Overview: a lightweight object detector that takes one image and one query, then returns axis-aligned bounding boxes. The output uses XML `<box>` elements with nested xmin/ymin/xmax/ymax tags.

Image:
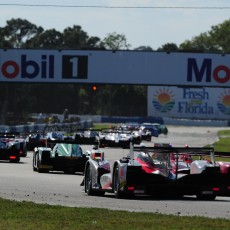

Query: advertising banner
<box><xmin>148</xmin><ymin>86</ymin><xmax>230</xmax><ymax>120</ymax></box>
<box><xmin>1</xmin><ymin>49</ymin><xmax>230</xmax><ymax>87</ymax></box>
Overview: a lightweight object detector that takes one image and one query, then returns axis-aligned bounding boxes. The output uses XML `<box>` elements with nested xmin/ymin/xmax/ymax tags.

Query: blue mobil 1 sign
<box><xmin>148</xmin><ymin>86</ymin><xmax>230</xmax><ymax>120</ymax></box>
<box><xmin>1</xmin><ymin>49</ymin><xmax>230</xmax><ymax>87</ymax></box>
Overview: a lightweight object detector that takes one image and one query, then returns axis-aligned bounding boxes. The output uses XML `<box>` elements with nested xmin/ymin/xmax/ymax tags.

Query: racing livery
<box><xmin>82</xmin><ymin>145</ymin><xmax>230</xmax><ymax>200</ymax></box>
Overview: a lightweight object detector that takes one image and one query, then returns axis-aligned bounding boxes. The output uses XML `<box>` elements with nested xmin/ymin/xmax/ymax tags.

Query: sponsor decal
<box><xmin>62</xmin><ymin>55</ymin><xmax>88</xmax><ymax>79</ymax></box>
<box><xmin>0</xmin><ymin>54</ymin><xmax>88</xmax><ymax>81</ymax></box>
<box><xmin>152</xmin><ymin>88</ymin><xmax>175</xmax><ymax>112</ymax></box>
<box><xmin>187</xmin><ymin>58</ymin><xmax>230</xmax><ymax>84</ymax></box>
<box><xmin>217</xmin><ymin>89</ymin><xmax>230</xmax><ymax>114</ymax></box>
<box><xmin>178</xmin><ymin>88</ymin><xmax>214</xmax><ymax>114</ymax></box>
<box><xmin>1</xmin><ymin>55</ymin><xmax>54</xmax><ymax>79</ymax></box>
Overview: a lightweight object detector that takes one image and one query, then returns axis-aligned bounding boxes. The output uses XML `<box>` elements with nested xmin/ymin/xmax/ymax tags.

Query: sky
<box><xmin>0</xmin><ymin>0</ymin><xmax>230</xmax><ymax>50</ymax></box>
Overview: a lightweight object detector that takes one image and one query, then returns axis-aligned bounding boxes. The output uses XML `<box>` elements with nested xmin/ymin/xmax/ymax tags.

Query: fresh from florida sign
<box><xmin>148</xmin><ymin>86</ymin><xmax>230</xmax><ymax>119</ymax></box>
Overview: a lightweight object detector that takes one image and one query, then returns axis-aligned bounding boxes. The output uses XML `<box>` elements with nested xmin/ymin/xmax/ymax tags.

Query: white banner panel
<box><xmin>148</xmin><ymin>86</ymin><xmax>230</xmax><ymax>120</ymax></box>
<box><xmin>1</xmin><ymin>49</ymin><xmax>230</xmax><ymax>87</ymax></box>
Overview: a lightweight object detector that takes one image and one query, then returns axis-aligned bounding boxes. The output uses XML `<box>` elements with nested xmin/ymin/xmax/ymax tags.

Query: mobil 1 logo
<box><xmin>62</xmin><ymin>55</ymin><xmax>88</xmax><ymax>79</ymax></box>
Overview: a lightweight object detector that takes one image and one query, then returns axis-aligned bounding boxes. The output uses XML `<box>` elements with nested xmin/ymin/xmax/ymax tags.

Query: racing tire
<box><xmin>113</xmin><ymin>165</ymin><xmax>124</xmax><ymax>199</ymax></box>
<box><xmin>85</xmin><ymin>166</ymin><xmax>95</xmax><ymax>195</ymax></box>
<box><xmin>33</xmin><ymin>153</ymin><xmax>37</xmax><ymax>171</ymax></box>
<box><xmin>37</xmin><ymin>156</ymin><xmax>48</xmax><ymax>173</ymax></box>
<box><xmin>85</xmin><ymin>166</ymin><xmax>105</xmax><ymax>196</ymax></box>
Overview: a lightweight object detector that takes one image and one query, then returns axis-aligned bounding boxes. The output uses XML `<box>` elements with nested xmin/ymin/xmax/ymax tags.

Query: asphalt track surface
<box><xmin>0</xmin><ymin>126</ymin><xmax>230</xmax><ymax>219</ymax></box>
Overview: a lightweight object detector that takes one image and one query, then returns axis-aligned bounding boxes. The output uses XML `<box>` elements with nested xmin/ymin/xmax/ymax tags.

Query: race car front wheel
<box><xmin>85</xmin><ymin>166</ymin><xmax>105</xmax><ymax>196</ymax></box>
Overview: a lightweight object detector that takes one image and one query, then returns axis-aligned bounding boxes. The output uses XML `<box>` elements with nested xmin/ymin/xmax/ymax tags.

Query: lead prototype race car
<box><xmin>82</xmin><ymin>144</ymin><xmax>230</xmax><ymax>200</ymax></box>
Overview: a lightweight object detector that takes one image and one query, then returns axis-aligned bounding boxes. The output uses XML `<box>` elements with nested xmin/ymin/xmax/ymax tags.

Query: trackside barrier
<box><xmin>100</xmin><ymin>116</ymin><xmax>164</xmax><ymax>124</ymax></box>
<box><xmin>163</xmin><ymin>118</ymin><xmax>228</xmax><ymax>127</ymax></box>
<box><xmin>0</xmin><ymin>120</ymin><xmax>93</xmax><ymax>133</ymax></box>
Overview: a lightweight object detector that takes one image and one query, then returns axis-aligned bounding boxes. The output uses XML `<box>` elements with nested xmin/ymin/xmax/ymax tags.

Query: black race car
<box><xmin>33</xmin><ymin>139</ymin><xmax>98</xmax><ymax>174</ymax></box>
<box><xmin>0</xmin><ymin>140</ymin><xmax>21</xmax><ymax>163</ymax></box>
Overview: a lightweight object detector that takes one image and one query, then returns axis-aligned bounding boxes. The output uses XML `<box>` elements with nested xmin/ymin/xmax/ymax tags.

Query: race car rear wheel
<box><xmin>85</xmin><ymin>166</ymin><xmax>94</xmax><ymax>195</ymax></box>
<box><xmin>113</xmin><ymin>165</ymin><xmax>124</xmax><ymax>199</ymax></box>
<box><xmin>33</xmin><ymin>153</ymin><xmax>37</xmax><ymax>171</ymax></box>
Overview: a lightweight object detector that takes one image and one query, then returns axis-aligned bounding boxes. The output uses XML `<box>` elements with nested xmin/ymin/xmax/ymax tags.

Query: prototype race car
<box><xmin>140</xmin><ymin>123</ymin><xmax>159</xmax><ymax>138</ymax></box>
<box><xmin>151</xmin><ymin>123</ymin><xmax>168</xmax><ymax>135</ymax></box>
<box><xmin>25</xmin><ymin>132</ymin><xmax>47</xmax><ymax>150</ymax></box>
<box><xmin>0</xmin><ymin>132</ymin><xmax>27</xmax><ymax>158</ymax></box>
<box><xmin>33</xmin><ymin>139</ymin><xmax>98</xmax><ymax>174</ymax></box>
<box><xmin>82</xmin><ymin>144</ymin><xmax>230</xmax><ymax>200</ymax></box>
<box><xmin>99</xmin><ymin>129</ymin><xmax>141</xmax><ymax>148</ymax></box>
<box><xmin>0</xmin><ymin>140</ymin><xmax>21</xmax><ymax>163</ymax></box>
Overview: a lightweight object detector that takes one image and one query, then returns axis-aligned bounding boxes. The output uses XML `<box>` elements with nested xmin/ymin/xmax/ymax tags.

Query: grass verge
<box><xmin>0</xmin><ymin>198</ymin><xmax>229</xmax><ymax>230</ymax></box>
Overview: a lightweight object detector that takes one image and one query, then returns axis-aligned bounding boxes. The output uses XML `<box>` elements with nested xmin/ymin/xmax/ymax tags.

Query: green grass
<box><xmin>93</xmin><ymin>123</ymin><xmax>116</xmax><ymax>130</ymax></box>
<box><xmin>0</xmin><ymin>198</ymin><xmax>229</xmax><ymax>230</ymax></box>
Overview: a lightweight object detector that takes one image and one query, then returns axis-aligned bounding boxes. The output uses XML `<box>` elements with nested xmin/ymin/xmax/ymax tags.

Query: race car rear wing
<box><xmin>133</xmin><ymin>146</ymin><xmax>215</xmax><ymax>155</ymax></box>
<box><xmin>214</xmin><ymin>151</ymin><xmax>230</xmax><ymax>158</ymax></box>
<box><xmin>0</xmin><ymin>132</ymin><xmax>21</xmax><ymax>138</ymax></box>
<box><xmin>132</xmin><ymin>146</ymin><xmax>216</xmax><ymax>164</ymax></box>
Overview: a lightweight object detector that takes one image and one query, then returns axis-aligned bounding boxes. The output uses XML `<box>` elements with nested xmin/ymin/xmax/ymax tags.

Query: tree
<box><xmin>209</xmin><ymin>19</ymin><xmax>230</xmax><ymax>53</ymax></box>
<box><xmin>25</xmin><ymin>29</ymin><xmax>64</xmax><ymax>49</ymax></box>
<box><xmin>157</xmin><ymin>43</ymin><xmax>179</xmax><ymax>52</ymax></box>
<box><xmin>179</xmin><ymin>19</ymin><xmax>230</xmax><ymax>53</ymax></box>
<box><xmin>62</xmin><ymin>25</ymin><xmax>89</xmax><ymax>49</ymax></box>
<box><xmin>102</xmin><ymin>32</ymin><xmax>131</xmax><ymax>50</ymax></box>
<box><xmin>0</xmin><ymin>18</ymin><xmax>43</xmax><ymax>48</ymax></box>
<box><xmin>85</xmin><ymin>36</ymin><xmax>105</xmax><ymax>49</ymax></box>
<box><xmin>134</xmin><ymin>46</ymin><xmax>154</xmax><ymax>51</ymax></box>
<box><xmin>179</xmin><ymin>33</ymin><xmax>217</xmax><ymax>52</ymax></box>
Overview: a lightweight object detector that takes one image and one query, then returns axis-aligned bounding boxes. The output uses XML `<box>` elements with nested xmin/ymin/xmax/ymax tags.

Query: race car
<box><xmin>14</xmin><ymin>137</ymin><xmax>27</xmax><ymax>157</ymax></box>
<box><xmin>0</xmin><ymin>132</ymin><xmax>27</xmax><ymax>158</ymax></box>
<box><xmin>140</xmin><ymin>123</ymin><xmax>159</xmax><ymax>138</ymax></box>
<box><xmin>33</xmin><ymin>138</ymin><xmax>98</xmax><ymax>174</ymax></box>
<box><xmin>151</xmin><ymin>123</ymin><xmax>168</xmax><ymax>135</ymax></box>
<box><xmin>0</xmin><ymin>140</ymin><xmax>21</xmax><ymax>163</ymax></box>
<box><xmin>46</xmin><ymin>132</ymin><xmax>65</xmax><ymax>140</ymax></box>
<box><xmin>25</xmin><ymin>132</ymin><xmax>47</xmax><ymax>151</ymax></box>
<box><xmin>82</xmin><ymin>145</ymin><xmax>229</xmax><ymax>200</ymax></box>
<box><xmin>99</xmin><ymin>129</ymin><xmax>141</xmax><ymax>148</ymax></box>
<box><xmin>212</xmin><ymin>151</ymin><xmax>230</xmax><ymax>196</ymax></box>
<box><xmin>74</xmin><ymin>129</ymin><xmax>99</xmax><ymax>143</ymax></box>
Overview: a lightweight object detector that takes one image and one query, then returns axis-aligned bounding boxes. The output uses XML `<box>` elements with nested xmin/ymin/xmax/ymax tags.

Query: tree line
<box><xmin>0</xmin><ymin>18</ymin><xmax>229</xmax><ymax>121</ymax></box>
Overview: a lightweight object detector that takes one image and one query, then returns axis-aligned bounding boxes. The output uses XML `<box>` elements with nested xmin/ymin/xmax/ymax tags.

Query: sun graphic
<box><xmin>218</xmin><ymin>90</ymin><xmax>230</xmax><ymax>106</ymax></box>
<box><xmin>222</xmin><ymin>95</ymin><xmax>230</xmax><ymax>106</ymax></box>
<box><xmin>217</xmin><ymin>89</ymin><xmax>230</xmax><ymax>114</ymax></box>
<box><xmin>152</xmin><ymin>88</ymin><xmax>175</xmax><ymax>112</ymax></box>
<box><xmin>154</xmin><ymin>88</ymin><xmax>174</xmax><ymax>105</ymax></box>
<box><xmin>157</xmin><ymin>93</ymin><xmax>171</xmax><ymax>105</ymax></box>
